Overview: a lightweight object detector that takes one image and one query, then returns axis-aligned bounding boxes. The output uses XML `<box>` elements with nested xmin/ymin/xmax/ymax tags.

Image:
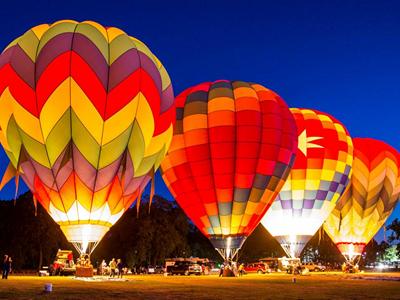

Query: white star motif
<box><xmin>298</xmin><ymin>129</ymin><xmax>324</xmax><ymax>156</ymax></box>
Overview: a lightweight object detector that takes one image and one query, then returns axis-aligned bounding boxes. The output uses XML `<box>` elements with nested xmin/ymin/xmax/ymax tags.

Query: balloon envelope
<box><xmin>161</xmin><ymin>80</ymin><xmax>298</xmax><ymax>260</ymax></box>
<box><xmin>261</xmin><ymin>108</ymin><xmax>353</xmax><ymax>258</ymax></box>
<box><xmin>0</xmin><ymin>20</ymin><xmax>175</xmax><ymax>254</ymax></box>
<box><xmin>324</xmin><ymin>138</ymin><xmax>400</xmax><ymax>262</ymax></box>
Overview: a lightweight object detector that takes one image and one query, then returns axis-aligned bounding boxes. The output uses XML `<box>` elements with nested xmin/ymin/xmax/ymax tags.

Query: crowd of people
<box><xmin>2</xmin><ymin>255</ymin><xmax>12</xmax><ymax>279</ymax></box>
<box><xmin>218</xmin><ymin>261</ymin><xmax>246</xmax><ymax>277</ymax></box>
<box><xmin>97</xmin><ymin>258</ymin><xmax>125</xmax><ymax>278</ymax></box>
<box><xmin>342</xmin><ymin>261</ymin><xmax>360</xmax><ymax>273</ymax></box>
<box><xmin>77</xmin><ymin>254</ymin><xmax>91</xmax><ymax>268</ymax></box>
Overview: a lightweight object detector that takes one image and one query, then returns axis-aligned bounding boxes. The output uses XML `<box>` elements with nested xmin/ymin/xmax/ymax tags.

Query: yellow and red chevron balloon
<box><xmin>324</xmin><ymin>138</ymin><xmax>400</xmax><ymax>262</ymax></box>
<box><xmin>161</xmin><ymin>80</ymin><xmax>298</xmax><ymax>260</ymax></box>
<box><xmin>0</xmin><ymin>20</ymin><xmax>175</xmax><ymax>254</ymax></box>
<box><xmin>261</xmin><ymin>108</ymin><xmax>353</xmax><ymax>258</ymax></box>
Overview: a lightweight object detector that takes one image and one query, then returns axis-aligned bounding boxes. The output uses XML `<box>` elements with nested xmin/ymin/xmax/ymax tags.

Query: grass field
<box><xmin>0</xmin><ymin>272</ymin><xmax>399</xmax><ymax>299</ymax></box>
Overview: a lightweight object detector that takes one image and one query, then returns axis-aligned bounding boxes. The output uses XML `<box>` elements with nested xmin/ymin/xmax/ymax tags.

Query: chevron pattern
<box><xmin>261</xmin><ymin>109</ymin><xmax>353</xmax><ymax>257</ymax></box>
<box><xmin>0</xmin><ymin>20</ymin><xmax>175</xmax><ymax>243</ymax></box>
<box><xmin>324</xmin><ymin>138</ymin><xmax>400</xmax><ymax>257</ymax></box>
<box><xmin>161</xmin><ymin>80</ymin><xmax>298</xmax><ymax>241</ymax></box>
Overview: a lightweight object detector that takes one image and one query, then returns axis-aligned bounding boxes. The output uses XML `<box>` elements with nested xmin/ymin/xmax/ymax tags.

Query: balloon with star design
<box><xmin>261</xmin><ymin>108</ymin><xmax>353</xmax><ymax>258</ymax></box>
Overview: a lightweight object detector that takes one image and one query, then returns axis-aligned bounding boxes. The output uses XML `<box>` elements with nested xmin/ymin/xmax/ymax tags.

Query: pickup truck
<box><xmin>303</xmin><ymin>262</ymin><xmax>326</xmax><ymax>272</ymax></box>
<box><xmin>166</xmin><ymin>261</ymin><xmax>202</xmax><ymax>275</ymax></box>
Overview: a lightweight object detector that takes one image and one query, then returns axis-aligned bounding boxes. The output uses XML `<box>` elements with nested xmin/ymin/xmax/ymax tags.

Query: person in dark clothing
<box><xmin>219</xmin><ymin>263</ymin><xmax>224</xmax><ymax>277</ymax></box>
<box><xmin>117</xmin><ymin>259</ymin><xmax>123</xmax><ymax>278</ymax></box>
<box><xmin>2</xmin><ymin>255</ymin><xmax>11</xmax><ymax>279</ymax></box>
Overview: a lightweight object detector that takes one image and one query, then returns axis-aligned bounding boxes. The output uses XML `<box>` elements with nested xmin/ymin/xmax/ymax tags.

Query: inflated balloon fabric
<box><xmin>261</xmin><ymin>108</ymin><xmax>353</xmax><ymax>257</ymax></box>
<box><xmin>324</xmin><ymin>138</ymin><xmax>400</xmax><ymax>257</ymax></box>
<box><xmin>161</xmin><ymin>80</ymin><xmax>297</xmax><ymax>241</ymax></box>
<box><xmin>0</xmin><ymin>20</ymin><xmax>175</xmax><ymax>243</ymax></box>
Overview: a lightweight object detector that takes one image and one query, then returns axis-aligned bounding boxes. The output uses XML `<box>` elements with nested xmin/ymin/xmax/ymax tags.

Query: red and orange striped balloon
<box><xmin>161</xmin><ymin>80</ymin><xmax>297</xmax><ymax>259</ymax></box>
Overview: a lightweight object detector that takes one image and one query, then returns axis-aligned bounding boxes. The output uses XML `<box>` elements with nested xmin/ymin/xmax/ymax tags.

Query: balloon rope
<box><xmin>33</xmin><ymin>194</ymin><xmax>38</xmax><ymax>216</ymax></box>
<box><xmin>148</xmin><ymin>170</ymin><xmax>155</xmax><ymax>214</ymax></box>
<box><xmin>136</xmin><ymin>189</ymin><xmax>142</xmax><ymax>218</ymax></box>
<box><xmin>14</xmin><ymin>170</ymin><xmax>20</xmax><ymax>206</ymax></box>
<box><xmin>318</xmin><ymin>226</ymin><xmax>322</xmax><ymax>245</ymax></box>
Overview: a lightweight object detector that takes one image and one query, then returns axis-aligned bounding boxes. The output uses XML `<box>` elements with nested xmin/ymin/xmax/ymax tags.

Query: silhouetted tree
<box><xmin>92</xmin><ymin>195</ymin><xmax>217</xmax><ymax>267</ymax></box>
<box><xmin>238</xmin><ymin>225</ymin><xmax>285</xmax><ymax>262</ymax></box>
<box><xmin>364</xmin><ymin>239</ymin><xmax>380</xmax><ymax>265</ymax></box>
<box><xmin>304</xmin><ymin>229</ymin><xmax>343</xmax><ymax>264</ymax></box>
<box><xmin>0</xmin><ymin>192</ymin><xmax>70</xmax><ymax>271</ymax></box>
<box><xmin>388</xmin><ymin>218</ymin><xmax>400</xmax><ymax>244</ymax></box>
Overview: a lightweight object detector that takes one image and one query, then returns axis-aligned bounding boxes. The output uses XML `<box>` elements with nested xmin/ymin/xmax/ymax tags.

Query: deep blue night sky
<box><xmin>0</xmin><ymin>0</ymin><xmax>399</xmax><ymax>241</ymax></box>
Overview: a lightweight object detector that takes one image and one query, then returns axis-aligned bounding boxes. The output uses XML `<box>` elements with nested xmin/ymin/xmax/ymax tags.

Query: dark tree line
<box><xmin>91</xmin><ymin>195</ymin><xmax>220</xmax><ymax>266</ymax></box>
<box><xmin>388</xmin><ymin>218</ymin><xmax>400</xmax><ymax>244</ymax></box>
<box><xmin>238</xmin><ymin>225</ymin><xmax>286</xmax><ymax>261</ymax></box>
<box><xmin>0</xmin><ymin>192</ymin><xmax>397</xmax><ymax>271</ymax></box>
<box><xmin>0</xmin><ymin>192</ymin><xmax>70</xmax><ymax>271</ymax></box>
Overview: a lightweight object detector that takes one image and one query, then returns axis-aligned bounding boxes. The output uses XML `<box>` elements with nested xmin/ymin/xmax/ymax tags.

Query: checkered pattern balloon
<box><xmin>261</xmin><ymin>108</ymin><xmax>353</xmax><ymax>257</ymax></box>
<box><xmin>0</xmin><ymin>20</ymin><xmax>175</xmax><ymax>251</ymax></box>
<box><xmin>161</xmin><ymin>80</ymin><xmax>297</xmax><ymax>252</ymax></box>
<box><xmin>324</xmin><ymin>138</ymin><xmax>400</xmax><ymax>260</ymax></box>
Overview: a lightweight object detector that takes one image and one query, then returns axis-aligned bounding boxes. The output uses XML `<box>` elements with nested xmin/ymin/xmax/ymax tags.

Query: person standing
<box><xmin>219</xmin><ymin>263</ymin><xmax>224</xmax><ymax>277</ymax></box>
<box><xmin>117</xmin><ymin>259</ymin><xmax>123</xmax><ymax>278</ymax></box>
<box><xmin>232</xmin><ymin>262</ymin><xmax>238</xmax><ymax>277</ymax></box>
<box><xmin>238</xmin><ymin>263</ymin><xmax>244</xmax><ymax>277</ymax></box>
<box><xmin>100</xmin><ymin>259</ymin><xmax>107</xmax><ymax>276</ymax></box>
<box><xmin>67</xmin><ymin>252</ymin><xmax>74</xmax><ymax>268</ymax></box>
<box><xmin>2</xmin><ymin>255</ymin><xmax>8</xmax><ymax>279</ymax></box>
<box><xmin>2</xmin><ymin>255</ymin><xmax>11</xmax><ymax>279</ymax></box>
<box><xmin>109</xmin><ymin>258</ymin><xmax>116</xmax><ymax>278</ymax></box>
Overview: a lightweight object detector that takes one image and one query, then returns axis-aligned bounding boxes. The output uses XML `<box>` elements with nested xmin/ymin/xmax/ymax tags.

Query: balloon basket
<box><xmin>222</xmin><ymin>269</ymin><xmax>235</xmax><ymax>277</ymax></box>
<box><xmin>76</xmin><ymin>266</ymin><xmax>94</xmax><ymax>277</ymax></box>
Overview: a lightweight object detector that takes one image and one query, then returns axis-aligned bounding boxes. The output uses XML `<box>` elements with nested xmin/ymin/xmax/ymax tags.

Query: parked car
<box><xmin>46</xmin><ymin>250</ymin><xmax>75</xmax><ymax>276</ymax></box>
<box><xmin>303</xmin><ymin>262</ymin><xmax>326</xmax><ymax>272</ymax></box>
<box><xmin>243</xmin><ymin>263</ymin><xmax>271</xmax><ymax>274</ymax></box>
<box><xmin>166</xmin><ymin>261</ymin><xmax>202</xmax><ymax>275</ymax></box>
<box><xmin>147</xmin><ymin>265</ymin><xmax>164</xmax><ymax>274</ymax></box>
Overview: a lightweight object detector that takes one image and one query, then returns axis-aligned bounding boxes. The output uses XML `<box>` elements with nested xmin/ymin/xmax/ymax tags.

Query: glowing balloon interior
<box><xmin>324</xmin><ymin>138</ymin><xmax>400</xmax><ymax>263</ymax></box>
<box><xmin>0</xmin><ymin>20</ymin><xmax>175</xmax><ymax>254</ymax></box>
<box><xmin>261</xmin><ymin>108</ymin><xmax>353</xmax><ymax>258</ymax></box>
<box><xmin>161</xmin><ymin>80</ymin><xmax>298</xmax><ymax>261</ymax></box>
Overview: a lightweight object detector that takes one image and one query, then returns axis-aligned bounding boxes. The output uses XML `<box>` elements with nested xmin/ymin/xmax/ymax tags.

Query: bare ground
<box><xmin>0</xmin><ymin>272</ymin><xmax>399</xmax><ymax>300</ymax></box>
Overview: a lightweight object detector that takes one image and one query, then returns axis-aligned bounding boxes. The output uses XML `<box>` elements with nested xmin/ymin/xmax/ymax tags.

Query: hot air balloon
<box><xmin>261</xmin><ymin>108</ymin><xmax>353</xmax><ymax>258</ymax></box>
<box><xmin>324</xmin><ymin>138</ymin><xmax>400</xmax><ymax>263</ymax></box>
<box><xmin>161</xmin><ymin>80</ymin><xmax>298</xmax><ymax>260</ymax></box>
<box><xmin>0</xmin><ymin>20</ymin><xmax>175</xmax><ymax>255</ymax></box>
